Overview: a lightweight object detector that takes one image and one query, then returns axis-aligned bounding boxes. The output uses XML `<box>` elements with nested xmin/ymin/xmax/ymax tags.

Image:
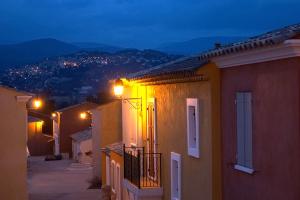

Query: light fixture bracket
<box><xmin>122</xmin><ymin>97</ymin><xmax>142</xmax><ymax>110</ymax></box>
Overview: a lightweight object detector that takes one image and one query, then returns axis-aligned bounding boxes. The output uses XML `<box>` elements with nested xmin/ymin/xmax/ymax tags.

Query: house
<box><xmin>52</xmin><ymin>102</ymin><xmax>98</xmax><ymax>158</ymax></box>
<box><xmin>102</xmin><ymin>57</ymin><xmax>222</xmax><ymax>200</ymax></box>
<box><xmin>27</xmin><ymin>116</ymin><xmax>53</xmax><ymax>156</ymax></box>
<box><xmin>70</xmin><ymin>128</ymin><xmax>93</xmax><ymax>164</ymax></box>
<box><xmin>90</xmin><ymin>101</ymin><xmax>122</xmax><ymax>179</ymax></box>
<box><xmin>198</xmin><ymin>23</ymin><xmax>300</xmax><ymax>200</ymax></box>
<box><xmin>0</xmin><ymin>86</ymin><xmax>32</xmax><ymax>200</ymax></box>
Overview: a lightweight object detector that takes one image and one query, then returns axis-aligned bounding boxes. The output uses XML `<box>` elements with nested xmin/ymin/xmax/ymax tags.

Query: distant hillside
<box><xmin>157</xmin><ymin>36</ymin><xmax>247</xmax><ymax>55</ymax></box>
<box><xmin>0</xmin><ymin>49</ymin><xmax>181</xmax><ymax>106</ymax></box>
<box><xmin>73</xmin><ymin>42</ymin><xmax>122</xmax><ymax>53</ymax></box>
<box><xmin>0</xmin><ymin>38</ymin><xmax>79</xmax><ymax>68</ymax></box>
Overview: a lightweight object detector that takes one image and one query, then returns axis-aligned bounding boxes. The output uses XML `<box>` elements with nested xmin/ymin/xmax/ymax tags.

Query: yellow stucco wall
<box><xmin>92</xmin><ymin>101</ymin><xmax>123</xmax><ymax>178</ymax></box>
<box><xmin>0</xmin><ymin>87</ymin><xmax>29</xmax><ymax>200</ymax></box>
<box><xmin>123</xmin><ymin>63</ymin><xmax>221</xmax><ymax>200</ymax></box>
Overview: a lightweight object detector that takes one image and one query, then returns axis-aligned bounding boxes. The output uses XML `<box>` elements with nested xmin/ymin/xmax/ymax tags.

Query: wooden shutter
<box><xmin>244</xmin><ymin>93</ymin><xmax>253</xmax><ymax>168</ymax></box>
<box><xmin>236</xmin><ymin>92</ymin><xmax>253</xmax><ymax>168</ymax></box>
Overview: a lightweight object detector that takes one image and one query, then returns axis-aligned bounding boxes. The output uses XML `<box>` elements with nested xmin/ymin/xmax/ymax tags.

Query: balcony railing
<box><xmin>124</xmin><ymin>145</ymin><xmax>162</xmax><ymax>188</ymax></box>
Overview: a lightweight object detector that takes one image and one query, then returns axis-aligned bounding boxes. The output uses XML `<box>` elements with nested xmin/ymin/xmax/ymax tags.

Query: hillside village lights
<box><xmin>114</xmin><ymin>78</ymin><xmax>124</xmax><ymax>97</ymax></box>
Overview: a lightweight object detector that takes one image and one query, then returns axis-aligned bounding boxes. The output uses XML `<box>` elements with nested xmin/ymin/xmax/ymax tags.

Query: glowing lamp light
<box><xmin>33</xmin><ymin>99</ymin><xmax>42</xmax><ymax>109</ymax></box>
<box><xmin>52</xmin><ymin>113</ymin><xmax>57</xmax><ymax>118</ymax></box>
<box><xmin>114</xmin><ymin>79</ymin><xmax>124</xmax><ymax>97</ymax></box>
<box><xmin>80</xmin><ymin>112</ymin><xmax>87</xmax><ymax>120</ymax></box>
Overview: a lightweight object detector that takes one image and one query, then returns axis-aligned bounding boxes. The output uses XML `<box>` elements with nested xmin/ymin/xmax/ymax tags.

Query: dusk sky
<box><xmin>0</xmin><ymin>0</ymin><xmax>300</xmax><ymax>48</ymax></box>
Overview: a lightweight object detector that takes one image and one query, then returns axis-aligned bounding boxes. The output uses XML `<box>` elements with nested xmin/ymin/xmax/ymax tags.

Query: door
<box><xmin>147</xmin><ymin>98</ymin><xmax>157</xmax><ymax>179</ymax></box>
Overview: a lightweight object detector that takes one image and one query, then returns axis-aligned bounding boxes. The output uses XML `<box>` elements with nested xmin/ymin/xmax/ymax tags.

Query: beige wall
<box><xmin>0</xmin><ymin>87</ymin><xmax>30</xmax><ymax>200</ymax></box>
<box><xmin>92</xmin><ymin>101</ymin><xmax>122</xmax><ymax>178</ymax></box>
<box><xmin>122</xmin><ymin>63</ymin><xmax>221</xmax><ymax>200</ymax></box>
<box><xmin>75</xmin><ymin>139</ymin><xmax>92</xmax><ymax>164</ymax></box>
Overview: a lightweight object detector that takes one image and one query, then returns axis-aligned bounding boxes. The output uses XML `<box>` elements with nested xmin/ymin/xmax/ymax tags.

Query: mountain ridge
<box><xmin>0</xmin><ymin>38</ymin><xmax>79</xmax><ymax>68</ymax></box>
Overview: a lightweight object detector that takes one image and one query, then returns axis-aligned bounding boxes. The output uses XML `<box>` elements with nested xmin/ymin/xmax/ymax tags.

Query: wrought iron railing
<box><xmin>124</xmin><ymin>145</ymin><xmax>162</xmax><ymax>188</ymax></box>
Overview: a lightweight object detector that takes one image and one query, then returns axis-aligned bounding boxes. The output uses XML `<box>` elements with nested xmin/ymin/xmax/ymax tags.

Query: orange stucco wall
<box><xmin>0</xmin><ymin>87</ymin><xmax>29</xmax><ymax>200</ymax></box>
<box><xmin>92</xmin><ymin>101</ymin><xmax>122</xmax><ymax>178</ymax></box>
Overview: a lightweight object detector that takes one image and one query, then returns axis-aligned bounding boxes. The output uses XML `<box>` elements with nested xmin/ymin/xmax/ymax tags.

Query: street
<box><xmin>28</xmin><ymin>157</ymin><xmax>102</xmax><ymax>200</ymax></box>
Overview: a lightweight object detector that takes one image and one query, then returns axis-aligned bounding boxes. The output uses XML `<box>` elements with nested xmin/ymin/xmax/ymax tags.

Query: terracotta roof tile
<box><xmin>199</xmin><ymin>23</ymin><xmax>300</xmax><ymax>60</ymax></box>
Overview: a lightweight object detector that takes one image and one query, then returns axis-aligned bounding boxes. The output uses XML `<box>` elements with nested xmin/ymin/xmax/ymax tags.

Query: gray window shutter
<box><xmin>236</xmin><ymin>93</ymin><xmax>245</xmax><ymax>166</ymax></box>
<box><xmin>244</xmin><ymin>93</ymin><xmax>253</xmax><ymax>168</ymax></box>
<box><xmin>236</xmin><ymin>92</ymin><xmax>253</xmax><ymax>168</ymax></box>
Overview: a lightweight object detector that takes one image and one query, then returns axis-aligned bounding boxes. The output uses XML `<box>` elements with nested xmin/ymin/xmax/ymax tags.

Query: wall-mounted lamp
<box><xmin>113</xmin><ymin>78</ymin><xmax>142</xmax><ymax>110</ymax></box>
<box><xmin>79</xmin><ymin>112</ymin><xmax>88</xmax><ymax>120</ymax></box>
<box><xmin>114</xmin><ymin>78</ymin><xmax>124</xmax><ymax>97</ymax></box>
<box><xmin>32</xmin><ymin>98</ymin><xmax>43</xmax><ymax>109</ymax></box>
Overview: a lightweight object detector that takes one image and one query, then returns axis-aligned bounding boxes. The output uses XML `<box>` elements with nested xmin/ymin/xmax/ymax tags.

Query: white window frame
<box><xmin>234</xmin><ymin>92</ymin><xmax>254</xmax><ymax>174</ymax></box>
<box><xmin>115</xmin><ymin>163</ymin><xmax>121</xmax><ymax>200</ymax></box>
<box><xmin>106</xmin><ymin>155</ymin><xmax>110</xmax><ymax>185</ymax></box>
<box><xmin>111</xmin><ymin>160</ymin><xmax>116</xmax><ymax>192</ymax></box>
<box><xmin>171</xmin><ymin>152</ymin><xmax>181</xmax><ymax>200</ymax></box>
<box><xmin>186</xmin><ymin>98</ymin><xmax>200</xmax><ymax>158</ymax></box>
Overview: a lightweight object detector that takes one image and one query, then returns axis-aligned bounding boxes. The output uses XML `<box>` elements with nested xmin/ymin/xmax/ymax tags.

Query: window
<box><xmin>186</xmin><ymin>98</ymin><xmax>200</xmax><ymax>158</ymax></box>
<box><xmin>234</xmin><ymin>92</ymin><xmax>254</xmax><ymax>174</ymax></box>
<box><xmin>111</xmin><ymin>160</ymin><xmax>116</xmax><ymax>192</ymax></box>
<box><xmin>106</xmin><ymin>156</ymin><xmax>110</xmax><ymax>185</ymax></box>
<box><xmin>115</xmin><ymin>164</ymin><xmax>121</xmax><ymax>200</ymax></box>
<box><xmin>171</xmin><ymin>152</ymin><xmax>181</xmax><ymax>200</ymax></box>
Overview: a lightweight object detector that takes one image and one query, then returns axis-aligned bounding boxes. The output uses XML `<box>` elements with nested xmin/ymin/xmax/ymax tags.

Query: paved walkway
<box><xmin>28</xmin><ymin>157</ymin><xmax>102</xmax><ymax>200</ymax></box>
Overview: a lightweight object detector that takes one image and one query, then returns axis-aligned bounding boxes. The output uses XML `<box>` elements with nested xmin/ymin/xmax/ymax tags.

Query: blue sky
<box><xmin>0</xmin><ymin>0</ymin><xmax>300</xmax><ymax>48</ymax></box>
